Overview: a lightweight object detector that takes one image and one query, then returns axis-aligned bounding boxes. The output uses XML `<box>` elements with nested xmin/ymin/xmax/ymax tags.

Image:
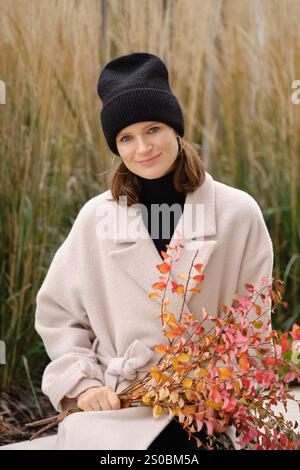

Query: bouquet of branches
<box><xmin>26</xmin><ymin>233</ymin><xmax>300</xmax><ymax>450</ymax></box>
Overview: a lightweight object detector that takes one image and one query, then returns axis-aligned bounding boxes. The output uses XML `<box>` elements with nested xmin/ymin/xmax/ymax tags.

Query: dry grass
<box><xmin>0</xmin><ymin>384</ymin><xmax>56</xmax><ymax>445</ymax></box>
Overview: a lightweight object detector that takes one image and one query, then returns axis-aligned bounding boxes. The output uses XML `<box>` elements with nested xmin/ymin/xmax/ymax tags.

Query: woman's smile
<box><xmin>138</xmin><ymin>153</ymin><xmax>161</xmax><ymax>166</ymax></box>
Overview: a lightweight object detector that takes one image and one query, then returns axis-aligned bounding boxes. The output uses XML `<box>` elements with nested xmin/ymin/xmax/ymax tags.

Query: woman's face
<box><xmin>115</xmin><ymin>121</ymin><xmax>179</xmax><ymax>179</ymax></box>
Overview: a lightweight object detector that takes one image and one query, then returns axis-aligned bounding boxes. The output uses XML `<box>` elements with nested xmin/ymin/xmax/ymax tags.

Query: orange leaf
<box><xmin>160</xmin><ymin>251</ymin><xmax>171</xmax><ymax>259</ymax></box>
<box><xmin>189</xmin><ymin>288</ymin><xmax>202</xmax><ymax>294</ymax></box>
<box><xmin>239</xmin><ymin>352</ymin><xmax>250</xmax><ymax>371</ymax></box>
<box><xmin>199</xmin><ymin>368</ymin><xmax>209</xmax><ymax>377</ymax></box>
<box><xmin>156</xmin><ymin>262</ymin><xmax>171</xmax><ymax>274</ymax></box>
<box><xmin>254</xmin><ymin>303</ymin><xmax>262</xmax><ymax>316</ymax></box>
<box><xmin>182</xmin><ymin>405</ymin><xmax>197</xmax><ymax>415</ymax></box>
<box><xmin>148</xmin><ymin>292</ymin><xmax>160</xmax><ymax>299</ymax></box>
<box><xmin>152</xmin><ymin>282</ymin><xmax>167</xmax><ymax>291</ymax></box>
<box><xmin>218</xmin><ymin>367</ymin><xmax>233</xmax><ymax>380</ymax></box>
<box><xmin>153</xmin><ymin>344</ymin><xmax>169</xmax><ymax>354</ymax></box>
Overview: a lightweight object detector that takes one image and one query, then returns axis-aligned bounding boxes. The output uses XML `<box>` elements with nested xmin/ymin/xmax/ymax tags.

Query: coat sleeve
<box><xmin>234</xmin><ymin>197</ymin><xmax>274</xmax><ymax>336</ymax></box>
<box><xmin>35</xmin><ymin>203</ymin><xmax>105</xmax><ymax>412</ymax></box>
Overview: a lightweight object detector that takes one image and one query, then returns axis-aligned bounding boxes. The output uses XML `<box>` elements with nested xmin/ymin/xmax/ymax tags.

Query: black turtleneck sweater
<box><xmin>137</xmin><ymin>168</ymin><xmax>186</xmax><ymax>259</ymax></box>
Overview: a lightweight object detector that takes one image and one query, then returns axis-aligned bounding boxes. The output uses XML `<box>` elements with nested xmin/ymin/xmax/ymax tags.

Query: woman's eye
<box><xmin>149</xmin><ymin>126</ymin><xmax>160</xmax><ymax>133</ymax></box>
<box><xmin>120</xmin><ymin>126</ymin><xmax>160</xmax><ymax>143</ymax></box>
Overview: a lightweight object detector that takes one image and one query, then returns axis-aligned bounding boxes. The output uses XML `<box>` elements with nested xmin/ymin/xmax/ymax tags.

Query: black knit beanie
<box><xmin>97</xmin><ymin>52</ymin><xmax>185</xmax><ymax>156</ymax></box>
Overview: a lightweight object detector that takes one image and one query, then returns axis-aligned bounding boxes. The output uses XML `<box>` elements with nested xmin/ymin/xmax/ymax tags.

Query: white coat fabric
<box><xmin>0</xmin><ymin>171</ymin><xmax>276</xmax><ymax>450</ymax></box>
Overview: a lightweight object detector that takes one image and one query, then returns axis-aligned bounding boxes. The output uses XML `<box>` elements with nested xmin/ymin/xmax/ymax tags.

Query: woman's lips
<box><xmin>138</xmin><ymin>153</ymin><xmax>161</xmax><ymax>166</ymax></box>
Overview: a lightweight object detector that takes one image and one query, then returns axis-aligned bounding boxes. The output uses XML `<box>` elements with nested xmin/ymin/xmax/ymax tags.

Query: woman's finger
<box><xmin>106</xmin><ymin>391</ymin><xmax>121</xmax><ymax>410</ymax></box>
<box><xmin>98</xmin><ymin>393</ymin><xmax>112</xmax><ymax>410</ymax></box>
<box><xmin>78</xmin><ymin>400</ymin><xmax>94</xmax><ymax>412</ymax></box>
<box><xmin>88</xmin><ymin>396</ymin><xmax>103</xmax><ymax>411</ymax></box>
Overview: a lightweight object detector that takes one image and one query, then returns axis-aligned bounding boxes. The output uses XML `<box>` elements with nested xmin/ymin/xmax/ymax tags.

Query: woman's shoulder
<box><xmin>76</xmin><ymin>189</ymin><xmax>114</xmax><ymax>218</ymax></box>
<box><xmin>83</xmin><ymin>188</ymin><xmax>113</xmax><ymax>210</ymax></box>
<box><xmin>65</xmin><ymin>189</ymin><xmax>115</xmax><ymax>239</ymax></box>
<box><xmin>210</xmin><ymin>172</ymin><xmax>265</xmax><ymax>220</ymax></box>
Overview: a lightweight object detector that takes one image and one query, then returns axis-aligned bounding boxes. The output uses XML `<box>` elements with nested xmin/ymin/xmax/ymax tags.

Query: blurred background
<box><xmin>0</xmin><ymin>0</ymin><xmax>299</xmax><ymax>435</ymax></box>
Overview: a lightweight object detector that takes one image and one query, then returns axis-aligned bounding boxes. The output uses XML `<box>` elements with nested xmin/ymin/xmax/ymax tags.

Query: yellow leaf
<box><xmin>183</xmin><ymin>378</ymin><xmax>193</xmax><ymax>388</ymax></box>
<box><xmin>178</xmin><ymin>353</ymin><xmax>190</xmax><ymax>363</ymax></box>
<box><xmin>142</xmin><ymin>395</ymin><xmax>151</xmax><ymax>404</ymax></box>
<box><xmin>170</xmin><ymin>357</ymin><xmax>179</xmax><ymax>367</ymax></box>
<box><xmin>175</xmin><ymin>285</ymin><xmax>185</xmax><ymax>295</ymax></box>
<box><xmin>153</xmin><ymin>405</ymin><xmax>163</xmax><ymax>416</ymax></box>
<box><xmin>252</xmin><ymin>321</ymin><xmax>263</xmax><ymax>329</ymax></box>
<box><xmin>204</xmin><ymin>400</ymin><xmax>222</xmax><ymax>411</ymax></box>
<box><xmin>189</xmin><ymin>288</ymin><xmax>202</xmax><ymax>294</ymax></box>
<box><xmin>148</xmin><ymin>292</ymin><xmax>160</xmax><ymax>299</ymax></box>
<box><xmin>150</xmin><ymin>368</ymin><xmax>161</xmax><ymax>383</ymax></box>
<box><xmin>178</xmin><ymin>273</ymin><xmax>187</xmax><ymax>280</ymax></box>
<box><xmin>163</xmin><ymin>312</ymin><xmax>177</xmax><ymax>323</ymax></box>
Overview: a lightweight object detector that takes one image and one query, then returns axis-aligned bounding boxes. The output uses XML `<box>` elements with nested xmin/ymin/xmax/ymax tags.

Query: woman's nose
<box><xmin>136</xmin><ymin>137</ymin><xmax>152</xmax><ymax>153</ymax></box>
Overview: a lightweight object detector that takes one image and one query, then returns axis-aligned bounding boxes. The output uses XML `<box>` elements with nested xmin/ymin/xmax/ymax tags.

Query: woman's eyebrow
<box><xmin>118</xmin><ymin>122</ymin><xmax>160</xmax><ymax>137</ymax></box>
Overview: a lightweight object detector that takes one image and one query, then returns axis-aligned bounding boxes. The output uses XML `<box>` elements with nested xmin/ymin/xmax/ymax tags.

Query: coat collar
<box><xmin>107</xmin><ymin>171</ymin><xmax>217</xmax><ymax>314</ymax></box>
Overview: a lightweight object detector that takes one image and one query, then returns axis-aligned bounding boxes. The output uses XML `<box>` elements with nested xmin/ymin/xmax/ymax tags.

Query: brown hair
<box><xmin>106</xmin><ymin>138</ymin><xmax>206</xmax><ymax>207</ymax></box>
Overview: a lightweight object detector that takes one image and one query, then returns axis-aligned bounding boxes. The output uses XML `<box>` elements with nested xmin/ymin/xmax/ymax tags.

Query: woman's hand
<box><xmin>76</xmin><ymin>385</ymin><xmax>121</xmax><ymax>412</ymax></box>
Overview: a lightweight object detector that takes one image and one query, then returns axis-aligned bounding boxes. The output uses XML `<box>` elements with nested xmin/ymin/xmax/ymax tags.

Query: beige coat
<box><xmin>1</xmin><ymin>171</ymin><xmax>275</xmax><ymax>450</ymax></box>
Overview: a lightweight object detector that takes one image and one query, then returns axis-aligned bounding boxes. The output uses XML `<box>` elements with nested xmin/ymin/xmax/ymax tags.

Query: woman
<box><xmin>1</xmin><ymin>52</ymin><xmax>273</xmax><ymax>450</ymax></box>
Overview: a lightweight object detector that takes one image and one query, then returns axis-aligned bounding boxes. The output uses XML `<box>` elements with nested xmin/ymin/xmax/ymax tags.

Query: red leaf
<box><xmin>192</xmin><ymin>274</ymin><xmax>205</xmax><ymax>282</ymax></box>
<box><xmin>245</xmin><ymin>283</ymin><xmax>255</xmax><ymax>293</ymax></box>
<box><xmin>194</xmin><ymin>263</ymin><xmax>203</xmax><ymax>272</ymax></box>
